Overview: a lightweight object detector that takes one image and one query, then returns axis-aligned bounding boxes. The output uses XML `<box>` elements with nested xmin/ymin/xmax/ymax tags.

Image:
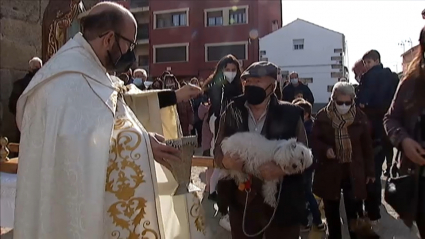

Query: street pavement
<box><xmin>1</xmin><ymin>154</ymin><xmax>421</xmax><ymax>239</ymax></box>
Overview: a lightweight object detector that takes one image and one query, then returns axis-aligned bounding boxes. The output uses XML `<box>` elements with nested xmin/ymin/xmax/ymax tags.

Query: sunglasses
<box><xmin>335</xmin><ymin>100</ymin><xmax>353</xmax><ymax>106</ymax></box>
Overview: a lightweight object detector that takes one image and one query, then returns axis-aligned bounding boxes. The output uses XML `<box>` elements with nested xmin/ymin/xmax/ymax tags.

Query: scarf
<box><xmin>326</xmin><ymin>102</ymin><xmax>356</xmax><ymax>163</ymax></box>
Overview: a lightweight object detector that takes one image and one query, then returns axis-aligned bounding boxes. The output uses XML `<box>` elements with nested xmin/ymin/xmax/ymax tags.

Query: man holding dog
<box><xmin>214</xmin><ymin>61</ymin><xmax>308</xmax><ymax>239</ymax></box>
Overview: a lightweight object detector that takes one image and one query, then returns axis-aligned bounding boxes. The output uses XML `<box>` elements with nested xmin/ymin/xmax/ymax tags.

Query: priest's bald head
<box><xmin>81</xmin><ymin>2</ymin><xmax>137</xmax><ymax>72</ymax></box>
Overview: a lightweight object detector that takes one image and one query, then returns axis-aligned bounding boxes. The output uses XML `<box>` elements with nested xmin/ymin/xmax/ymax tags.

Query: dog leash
<box><xmin>242</xmin><ymin>178</ymin><xmax>283</xmax><ymax>237</ymax></box>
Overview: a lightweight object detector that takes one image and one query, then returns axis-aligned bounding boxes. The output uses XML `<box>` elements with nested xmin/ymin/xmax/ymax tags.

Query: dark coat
<box><xmin>383</xmin><ymin>76</ymin><xmax>425</xmax><ymax>226</ymax></box>
<box><xmin>312</xmin><ymin>107</ymin><xmax>374</xmax><ymax>201</ymax></box>
<box><xmin>205</xmin><ymin>77</ymin><xmax>243</xmax><ymax>136</ymax></box>
<box><xmin>214</xmin><ymin>95</ymin><xmax>307</xmax><ymax>226</ymax></box>
<box><xmin>8</xmin><ymin>72</ymin><xmax>35</xmax><ymax>115</ymax></box>
<box><xmin>282</xmin><ymin>82</ymin><xmax>315</xmax><ymax>105</ymax></box>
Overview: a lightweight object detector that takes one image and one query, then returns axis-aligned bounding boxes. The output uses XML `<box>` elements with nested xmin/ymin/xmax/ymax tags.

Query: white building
<box><xmin>259</xmin><ymin>18</ymin><xmax>347</xmax><ymax>110</ymax></box>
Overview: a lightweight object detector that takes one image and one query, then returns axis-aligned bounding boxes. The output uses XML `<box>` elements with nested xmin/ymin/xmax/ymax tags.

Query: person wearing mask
<box><xmin>215</xmin><ymin>61</ymin><xmax>309</xmax><ymax>239</ymax></box>
<box><xmin>282</xmin><ymin>72</ymin><xmax>315</xmax><ymax>105</ymax></box>
<box><xmin>384</xmin><ymin>26</ymin><xmax>425</xmax><ymax>238</ymax></box>
<box><xmin>202</xmin><ymin>54</ymin><xmax>244</xmax><ymax>231</ymax></box>
<box><xmin>312</xmin><ymin>82</ymin><xmax>374</xmax><ymax>239</ymax></box>
<box><xmin>9</xmin><ymin>57</ymin><xmax>42</xmax><ymax>116</ymax></box>
<box><xmin>203</xmin><ymin>54</ymin><xmax>244</xmax><ymax>133</ymax></box>
<box><xmin>132</xmin><ymin>68</ymin><xmax>147</xmax><ymax>90</ymax></box>
<box><xmin>12</xmin><ymin>2</ymin><xmax>205</xmax><ymax>239</ymax></box>
<box><xmin>164</xmin><ymin>74</ymin><xmax>194</xmax><ymax>136</ymax></box>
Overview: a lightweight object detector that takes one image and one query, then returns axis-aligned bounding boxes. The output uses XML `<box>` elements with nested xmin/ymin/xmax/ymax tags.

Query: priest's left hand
<box><xmin>175</xmin><ymin>84</ymin><xmax>202</xmax><ymax>102</ymax></box>
<box><xmin>259</xmin><ymin>162</ymin><xmax>285</xmax><ymax>181</ymax></box>
<box><xmin>149</xmin><ymin>133</ymin><xmax>181</xmax><ymax>170</ymax></box>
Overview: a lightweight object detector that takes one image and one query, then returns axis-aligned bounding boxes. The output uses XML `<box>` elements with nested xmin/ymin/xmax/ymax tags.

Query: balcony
<box><xmin>137</xmin><ymin>23</ymin><xmax>149</xmax><ymax>44</ymax></box>
<box><xmin>130</xmin><ymin>0</ymin><xmax>149</xmax><ymax>13</ymax></box>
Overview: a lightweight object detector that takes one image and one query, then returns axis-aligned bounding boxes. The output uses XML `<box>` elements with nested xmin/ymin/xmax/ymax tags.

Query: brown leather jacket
<box><xmin>383</xmin><ymin>76</ymin><xmax>425</xmax><ymax>226</ymax></box>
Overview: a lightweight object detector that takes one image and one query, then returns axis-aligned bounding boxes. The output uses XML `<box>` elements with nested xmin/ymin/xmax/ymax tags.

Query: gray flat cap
<box><xmin>241</xmin><ymin>61</ymin><xmax>279</xmax><ymax>80</ymax></box>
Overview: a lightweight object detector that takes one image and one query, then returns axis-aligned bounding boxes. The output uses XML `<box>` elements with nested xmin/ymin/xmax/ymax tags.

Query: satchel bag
<box><xmin>384</xmin><ymin>150</ymin><xmax>418</xmax><ymax>221</ymax></box>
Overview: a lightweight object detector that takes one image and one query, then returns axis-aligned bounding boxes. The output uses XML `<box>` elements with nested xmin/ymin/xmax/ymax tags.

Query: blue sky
<box><xmin>281</xmin><ymin>0</ymin><xmax>424</xmax><ymax>79</ymax></box>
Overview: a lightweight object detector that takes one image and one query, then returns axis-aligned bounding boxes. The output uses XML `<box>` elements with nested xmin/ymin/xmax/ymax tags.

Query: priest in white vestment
<box><xmin>14</xmin><ymin>2</ymin><xmax>209</xmax><ymax>239</ymax></box>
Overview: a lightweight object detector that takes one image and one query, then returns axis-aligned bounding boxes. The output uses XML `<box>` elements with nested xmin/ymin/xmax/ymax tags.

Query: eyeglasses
<box><xmin>115</xmin><ymin>32</ymin><xmax>137</xmax><ymax>51</ymax></box>
<box><xmin>99</xmin><ymin>32</ymin><xmax>137</xmax><ymax>51</ymax></box>
<box><xmin>335</xmin><ymin>100</ymin><xmax>353</xmax><ymax>106</ymax></box>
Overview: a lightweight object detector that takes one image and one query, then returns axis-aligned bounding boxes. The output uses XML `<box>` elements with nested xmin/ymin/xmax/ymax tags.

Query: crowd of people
<box><xmin>5</xmin><ymin>1</ymin><xmax>425</xmax><ymax>239</ymax></box>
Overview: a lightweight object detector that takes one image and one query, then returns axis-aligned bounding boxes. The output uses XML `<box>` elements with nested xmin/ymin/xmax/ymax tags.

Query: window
<box><xmin>331</xmin><ymin>72</ymin><xmax>342</xmax><ymax>78</ymax></box>
<box><xmin>207</xmin><ymin>11</ymin><xmax>223</xmax><ymax>26</ymax></box>
<box><xmin>137</xmin><ymin>23</ymin><xmax>149</xmax><ymax>40</ymax></box>
<box><xmin>155</xmin><ymin>10</ymin><xmax>188</xmax><ymax>29</ymax></box>
<box><xmin>331</xmin><ymin>56</ymin><xmax>342</xmax><ymax>61</ymax></box>
<box><xmin>331</xmin><ymin>64</ymin><xmax>342</xmax><ymax>69</ymax></box>
<box><xmin>206</xmin><ymin>43</ymin><xmax>247</xmax><ymax>62</ymax></box>
<box><xmin>327</xmin><ymin>85</ymin><xmax>334</xmax><ymax>92</ymax></box>
<box><xmin>293</xmin><ymin>39</ymin><xmax>304</xmax><ymax>50</ymax></box>
<box><xmin>154</xmin><ymin>45</ymin><xmax>188</xmax><ymax>63</ymax></box>
<box><xmin>138</xmin><ymin>55</ymin><xmax>149</xmax><ymax>66</ymax></box>
<box><xmin>334</xmin><ymin>48</ymin><xmax>343</xmax><ymax>53</ymax></box>
<box><xmin>229</xmin><ymin>8</ymin><xmax>247</xmax><ymax>25</ymax></box>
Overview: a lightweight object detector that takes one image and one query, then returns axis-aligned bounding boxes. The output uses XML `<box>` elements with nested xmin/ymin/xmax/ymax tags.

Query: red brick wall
<box><xmin>149</xmin><ymin>0</ymin><xmax>281</xmax><ymax>78</ymax></box>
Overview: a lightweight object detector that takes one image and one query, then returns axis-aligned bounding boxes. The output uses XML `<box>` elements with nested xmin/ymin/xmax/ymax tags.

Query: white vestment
<box><xmin>14</xmin><ymin>33</ymin><xmax>209</xmax><ymax>239</ymax></box>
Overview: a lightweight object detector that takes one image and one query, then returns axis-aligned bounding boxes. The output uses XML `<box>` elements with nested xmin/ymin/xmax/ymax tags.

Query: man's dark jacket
<box><xmin>356</xmin><ymin>64</ymin><xmax>399</xmax><ymax>140</ymax></box>
<box><xmin>214</xmin><ymin>95</ymin><xmax>306</xmax><ymax>226</ymax></box>
<box><xmin>8</xmin><ymin>71</ymin><xmax>36</xmax><ymax>115</ymax></box>
<box><xmin>282</xmin><ymin>82</ymin><xmax>315</xmax><ymax>105</ymax></box>
<box><xmin>356</xmin><ymin>64</ymin><xmax>399</xmax><ymax>116</ymax></box>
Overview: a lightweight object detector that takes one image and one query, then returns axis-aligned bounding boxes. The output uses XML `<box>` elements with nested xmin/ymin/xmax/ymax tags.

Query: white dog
<box><xmin>220</xmin><ymin>132</ymin><xmax>313</xmax><ymax>208</ymax></box>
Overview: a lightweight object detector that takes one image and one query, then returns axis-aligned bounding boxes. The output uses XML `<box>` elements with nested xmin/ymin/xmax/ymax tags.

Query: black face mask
<box><xmin>106</xmin><ymin>33</ymin><xmax>136</xmax><ymax>73</ymax></box>
<box><xmin>107</xmin><ymin>48</ymin><xmax>136</xmax><ymax>73</ymax></box>
<box><xmin>244</xmin><ymin>84</ymin><xmax>272</xmax><ymax>105</ymax></box>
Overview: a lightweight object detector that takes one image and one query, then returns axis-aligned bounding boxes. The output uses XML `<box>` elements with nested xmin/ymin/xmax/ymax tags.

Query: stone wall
<box><xmin>0</xmin><ymin>0</ymin><xmax>98</xmax><ymax>142</ymax></box>
<box><xmin>0</xmin><ymin>0</ymin><xmax>48</xmax><ymax>142</ymax></box>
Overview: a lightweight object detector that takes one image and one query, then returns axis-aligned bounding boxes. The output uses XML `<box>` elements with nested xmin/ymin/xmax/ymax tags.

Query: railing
<box><xmin>137</xmin><ymin>23</ymin><xmax>149</xmax><ymax>40</ymax></box>
<box><xmin>130</xmin><ymin>0</ymin><xmax>148</xmax><ymax>8</ymax></box>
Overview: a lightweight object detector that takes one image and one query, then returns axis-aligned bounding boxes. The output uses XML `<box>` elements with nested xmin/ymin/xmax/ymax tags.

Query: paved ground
<box><xmin>1</xmin><ymin>150</ymin><xmax>422</xmax><ymax>239</ymax></box>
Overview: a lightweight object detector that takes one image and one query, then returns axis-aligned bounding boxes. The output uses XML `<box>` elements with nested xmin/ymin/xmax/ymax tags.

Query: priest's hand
<box><xmin>259</xmin><ymin>162</ymin><xmax>285</xmax><ymax>181</ymax></box>
<box><xmin>175</xmin><ymin>84</ymin><xmax>202</xmax><ymax>102</ymax></box>
<box><xmin>149</xmin><ymin>133</ymin><xmax>180</xmax><ymax>170</ymax></box>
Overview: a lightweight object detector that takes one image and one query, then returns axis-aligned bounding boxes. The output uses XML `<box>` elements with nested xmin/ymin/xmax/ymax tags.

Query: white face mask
<box><xmin>290</xmin><ymin>78</ymin><xmax>299</xmax><ymax>85</ymax></box>
<box><xmin>223</xmin><ymin>71</ymin><xmax>236</xmax><ymax>83</ymax></box>
<box><xmin>133</xmin><ymin>78</ymin><xmax>143</xmax><ymax>86</ymax></box>
<box><xmin>335</xmin><ymin>104</ymin><xmax>351</xmax><ymax>115</ymax></box>
<box><xmin>144</xmin><ymin>81</ymin><xmax>153</xmax><ymax>88</ymax></box>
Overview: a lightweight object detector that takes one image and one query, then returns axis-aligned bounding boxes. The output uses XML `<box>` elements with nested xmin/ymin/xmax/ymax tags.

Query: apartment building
<box><xmin>148</xmin><ymin>0</ymin><xmax>282</xmax><ymax>79</ymax></box>
<box><xmin>128</xmin><ymin>0</ymin><xmax>150</xmax><ymax>72</ymax></box>
<box><xmin>260</xmin><ymin>19</ymin><xmax>346</xmax><ymax>110</ymax></box>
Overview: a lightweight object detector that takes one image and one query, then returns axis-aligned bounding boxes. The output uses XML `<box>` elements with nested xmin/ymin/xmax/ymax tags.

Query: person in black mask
<box><xmin>8</xmin><ymin>56</ymin><xmax>42</xmax><ymax>116</ymax></box>
<box><xmin>81</xmin><ymin>5</ymin><xmax>137</xmax><ymax>73</ymax></box>
<box><xmin>214</xmin><ymin>61</ymin><xmax>308</xmax><ymax>239</ymax></box>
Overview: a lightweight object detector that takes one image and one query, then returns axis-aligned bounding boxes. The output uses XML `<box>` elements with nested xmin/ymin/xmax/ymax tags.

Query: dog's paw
<box><xmin>262</xmin><ymin>181</ymin><xmax>278</xmax><ymax>208</ymax></box>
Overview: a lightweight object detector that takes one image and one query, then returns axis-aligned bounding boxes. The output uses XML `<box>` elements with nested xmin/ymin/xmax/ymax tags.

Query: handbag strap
<box><xmin>389</xmin><ymin>149</ymin><xmax>402</xmax><ymax>179</ymax></box>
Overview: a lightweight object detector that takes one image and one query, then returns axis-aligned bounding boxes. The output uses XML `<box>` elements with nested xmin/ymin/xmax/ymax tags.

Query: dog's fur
<box><xmin>220</xmin><ymin>132</ymin><xmax>313</xmax><ymax>207</ymax></box>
